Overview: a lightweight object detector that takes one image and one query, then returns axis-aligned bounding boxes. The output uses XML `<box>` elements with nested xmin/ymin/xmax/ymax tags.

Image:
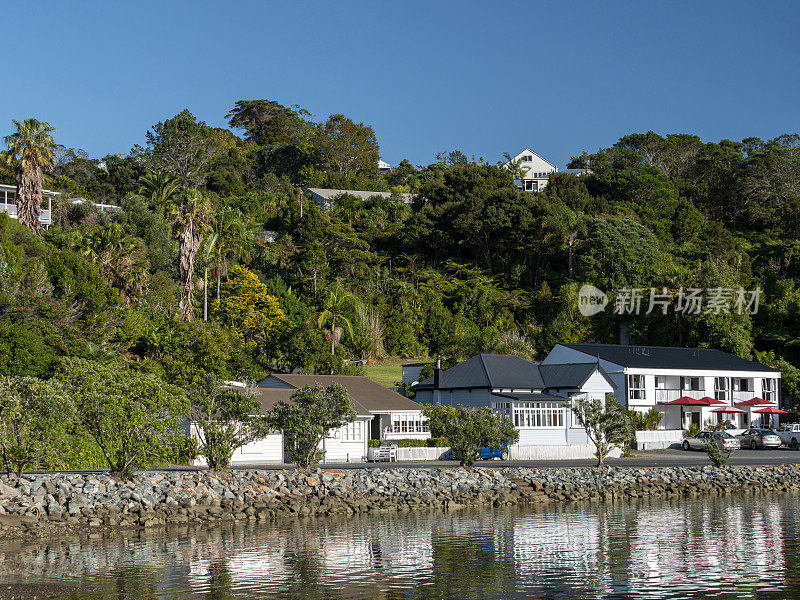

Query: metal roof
<box><xmin>539</xmin><ymin>362</ymin><xmax>616</xmax><ymax>389</ymax></box>
<box><xmin>491</xmin><ymin>392</ymin><xmax>565</xmax><ymax>402</ymax></box>
<box><xmin>415</xmin><ymin>354</ymin><xmax>546</xmax><ymax>390</ymax></box>
<box><xmin>258</xmin><ymin>374</ymin><xmax>423</xmax><ymax>416</ymax></box>
<box><xmin>558</xmin><ymin>343</ymin><xmax>780</xmax><ymax>373</ymax></box>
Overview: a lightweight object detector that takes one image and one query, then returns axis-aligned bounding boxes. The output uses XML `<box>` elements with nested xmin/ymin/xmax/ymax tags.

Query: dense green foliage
<box><xmin>423</xmin><ymin>403</ymin><xmax>519</xmax><ymax>467</ymax></box>
<box><xmin>2</xmin><ymin>105</ymin><xmax>800</xmax><ymax>470</ymax></box>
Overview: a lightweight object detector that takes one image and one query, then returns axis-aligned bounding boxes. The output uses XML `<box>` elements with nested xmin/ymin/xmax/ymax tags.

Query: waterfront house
<box><xmin>502</xmin><ymin>149</ymin><xmax>592</xmax><ymax>193</ymax></box>
<box><xmin>541</xmin><ymin>343</ymin><xmax>782</xmax><ymax>430</ymax></box>
<box><xmin>257</xmin><ymin>374</ymin><xmax>429</xmax><ymax>463</ymax></box>
<box><xmin>1</xmin><ymin>184</ymin><xmax>60</xmax><ymax>228</ymax></box>
<box><xmin>410</xmin><ymin>354</ymin><xmax>616</xmax><ymax>456</ymax></box>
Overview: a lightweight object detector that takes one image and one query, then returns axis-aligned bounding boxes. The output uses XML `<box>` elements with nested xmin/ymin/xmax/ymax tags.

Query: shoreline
<box><xmin>3</xmin><ymin>464</ymin><xmax>800</xmax><ymax>539</ymax></box>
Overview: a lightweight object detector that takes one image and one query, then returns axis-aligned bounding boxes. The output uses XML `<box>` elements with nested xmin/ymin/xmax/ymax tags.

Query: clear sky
<box><xmin>5</xmin><ymin>1</ymin><xmax>799</xmax><ymax>168</ymax></box>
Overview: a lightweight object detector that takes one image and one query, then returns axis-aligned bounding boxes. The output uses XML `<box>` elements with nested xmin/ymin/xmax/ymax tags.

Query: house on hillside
<box><xmin>257</xmin><ymin>374</ymin><xmax>429</xmax><ymax>463</ymax></box>
<box><xmin>542</xmin><ymin>343</ymin><xmax>783</xmax><ymax>430</ymax></box>
<box><xmin>410</xmin><ymin>354</ymin><xmax>616</xmax><ymax>455</ymax></box>
<box><xmin>304</xmin><ymin>188</ymin><xmax>414</xmax><ymax>208</ymax></box>
<box><xmin>502</xmin><ymin>149</ymin><xmax>591</xmax><ymax>192</ymax></box>
<box><xmin>1</xmin><ymin>184</ymin><xmax>60</xmax><ymax>228</ymax></box>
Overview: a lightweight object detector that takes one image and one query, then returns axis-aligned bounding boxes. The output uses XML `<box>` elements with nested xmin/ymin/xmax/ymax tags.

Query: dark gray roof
<box><xmin>414</xmin><ymin>354</ymin><xmax>545</xmax><ymax>390</ymax></box>
<box><xmin>539</xmin><ymin>362</ymin><xmax>617</xmax><ymax>390</ymax></box>
<box><xmin>558</xmin><ymin>343</ymin><xmax>780</xmax><ymax>373</ymax></box>
<box><xmin>491</xmin><ymin>392</ymin><xmax>565</xmax><ymax>402</ymax></box>
<box><xmin>261</xmin><ymin>374</ymin><xmax>423</xmax><ymax>415</ymax></box>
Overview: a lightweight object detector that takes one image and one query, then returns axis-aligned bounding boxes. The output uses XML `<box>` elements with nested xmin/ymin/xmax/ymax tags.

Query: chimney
<box><xmin>433</xmin><ymin>357</ymin><xmax>442</xmax><ymax>403</ymax></box>
<box><xmin>619</xmin><ymin>322</ymin><xmax>630</xmax><ymax>346</ymax></box>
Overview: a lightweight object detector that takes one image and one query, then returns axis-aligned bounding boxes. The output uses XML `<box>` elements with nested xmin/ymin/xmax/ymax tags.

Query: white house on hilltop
<box><xmin>502</xmin><ymin>148</ymin><xmax>592</xmax><ymax>192</ymax></box>
<box><xmin>1</xmin><ymin>184</ymin><xmax>60</xmax><ymax>228</ymax></box>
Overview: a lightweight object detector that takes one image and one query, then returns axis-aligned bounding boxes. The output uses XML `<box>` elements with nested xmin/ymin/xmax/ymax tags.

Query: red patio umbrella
<box><xmin>753</xmin><ymin>407</ymin><xmax>788</xmax><ymax>414</ymax></box>
<box><xmin>700</xmin><ymin>396</ymin><xmax>726</xmax><ymax>405</ymax></box>
<box><xmin>737</xmin><ymin>397</ymin><xmax>777</xmax><ymax>406</ymax></box>
<box><xmin>711</xmin><ymin>406</ymin><xmax>746</xmax><ymax>414</ymax></box>
<box><xmin>664</xmin><ymin>396</ymin><xmax>711</xmax><ymax>406</ymax></box>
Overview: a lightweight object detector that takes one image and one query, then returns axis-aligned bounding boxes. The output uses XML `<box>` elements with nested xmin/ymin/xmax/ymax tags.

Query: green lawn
<box><xmin>362</xmin><ymin>362</ymin><xmax>404</xmax><ymax>387</ymax></box>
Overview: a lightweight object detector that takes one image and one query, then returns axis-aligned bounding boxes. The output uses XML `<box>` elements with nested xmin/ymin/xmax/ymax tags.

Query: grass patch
<box><xmin>362</xmin><ymin>357</ymin><xmax>430</xmax><ymax>388</ymax></box>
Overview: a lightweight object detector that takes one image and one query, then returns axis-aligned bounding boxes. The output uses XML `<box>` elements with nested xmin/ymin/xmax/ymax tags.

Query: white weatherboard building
<box><xmin>191</xmin><ymin>375</ymin><xmax>430</xmax><ymax>465</ymax></box>
<box><xmin>502</xmin><ymin>148</ymin><xmax>592</xmax><ymax>192</ymax></box>
<box><xmin>411</xmin><ymin>354</ymin><xmax>617</xmax><ymax>459</ymax></box>
<box><xmin>542</xmin><ymin>343</ymin><xmax>782</xmax><ymax>431</ymax></box>
<box><xmin>0</xmin><ymin>184</ymin><xmax>60</xmax><ymax>228</ymax></box>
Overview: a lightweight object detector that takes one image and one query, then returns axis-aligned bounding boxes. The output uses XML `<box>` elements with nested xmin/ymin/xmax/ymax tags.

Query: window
<box><xmin>681</xmin><ymin>377</ymin><xmax>701</xmax><ymax>391</ymax></box>
<box><xmin>513</xmin><ymin>402</ymin><xmax>564</xmax><ymax>428</ymax></box>
<box><xmin>628</xmin><ymin>375</ymin><xmax>646</xmax><ymax>400</ymax></box>
<box><xmin>390</xmin><ymin>413</ymin><xmax>429</xmax><ymax>434</ymax></box>
<box><xmin>714</xmin><ymin>377</ymin><xmax>728</xmax><ymax>402</ymax></box>
<box><xmin>335</xmin><ymin>421</ymin><xmax>363</xmax><ymax>442</ymax></box>
<box><xmin>493</xmin><ymin>401</ymin><xmax>511</xmax><ymax>418</ymax></box>
<box><xmin>522</xmin><ymin>155</ymin><xmax>533</xmax><ymax>162</ymax></box>
<box><xmin>733</xmin><ymin>378</ymin><xmax>751</xmax><ymax>392</ymax></box>
<box><xmin>763</xmin><ymin>378</ymin><xmax>776</xmax><ymax>403</ymax></box>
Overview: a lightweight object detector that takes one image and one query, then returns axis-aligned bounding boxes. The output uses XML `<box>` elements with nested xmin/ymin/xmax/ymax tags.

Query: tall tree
<box><xmin>169</xmin><ymin>188</ymin><xmax>212</xmax><ymax>321</ymax></box>
<box><xmin>316</xmin><ymin>114</ymin><xmax>380</xmax><ymax>176</ymax></box>
<box><xmin>226</xmin><ymin>99</ymin><xmax>313</xmax><ymax>147</ymax></box>
<box><xmin>317</xmin><ymin>285</ymin><xmax>354</xmax><ymax>371</ymax></box>
<box><xmin>2</xmin><ymin>118</ymin><xmax>57</xmax><ymax>234</ymax></box>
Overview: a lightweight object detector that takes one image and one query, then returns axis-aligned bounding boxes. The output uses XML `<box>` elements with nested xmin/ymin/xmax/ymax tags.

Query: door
<box><xmin>691</xmin><ymin>412</ymin><xmax>701</xmax><ymax>427</ymax></box>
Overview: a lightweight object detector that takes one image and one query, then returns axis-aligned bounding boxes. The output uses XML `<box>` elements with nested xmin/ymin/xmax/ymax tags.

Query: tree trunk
<box><xmin>178</xmin><ymin>222</ymin><xmax>203</xmax><ymax>322</ymax></box>
<box><xmin>16</xmin><ymin>167</ymin><xmax>43</xmax><ymax>235</ymax></box>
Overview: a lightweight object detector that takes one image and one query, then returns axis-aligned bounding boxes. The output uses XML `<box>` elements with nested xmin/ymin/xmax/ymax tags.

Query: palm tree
<box><xmin>168</xmin><ymin>188</ymin><xmax>211</xmax><ymax>321</ymax></box>
<box><xmin>2</xmin><ymin>119</ymin><xmax>57</xmax><ymax>234</ymax></box>
<box><xmin>212</xmin><ymin>206</ymin><xmax>253</xmax><ymax>302</ymax></box>
<box><xmin>317</xmin><ymin>285</ymin><xmax>354</xmax><ymax>373</ymax></box>
<box><xmin>501</xmin><ymin>151</ymin><xmax>527</xmax><ymax>182</ymax></box>
<box><xmin>139</xmin><ymin>170</ymin><xmax>181</xmax><ymax>207</ymax></box>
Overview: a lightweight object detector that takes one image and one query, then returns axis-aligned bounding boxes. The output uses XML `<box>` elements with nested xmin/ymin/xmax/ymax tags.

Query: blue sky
<box><xmin>5</xmin><ymin>1</ymin><xmax>799</xmax><ymax>168</ymax></box>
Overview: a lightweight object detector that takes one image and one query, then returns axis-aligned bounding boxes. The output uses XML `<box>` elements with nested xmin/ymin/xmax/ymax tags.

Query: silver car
<box><xmin>683</xmin><ymin>431</ymin><xmax>741</xmax><ymax>451</ymax></box>
<box><xmin>737</xmin><ymin>428</ymin><xmax>782</xmax><ymax>450</ymax></box>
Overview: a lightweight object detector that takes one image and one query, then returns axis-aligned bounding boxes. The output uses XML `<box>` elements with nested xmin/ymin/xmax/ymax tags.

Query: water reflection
<box><xmin>1</xmin><ymin>493</ymin><xmax>799</xmax><ymax>599</ymax></box>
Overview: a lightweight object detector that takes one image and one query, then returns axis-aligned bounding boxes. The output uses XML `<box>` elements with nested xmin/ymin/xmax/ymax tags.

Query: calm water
<box><xmin>3</xmin><ymin>493</ymin><xmax>800</xmax><ymax>600</ymax></box>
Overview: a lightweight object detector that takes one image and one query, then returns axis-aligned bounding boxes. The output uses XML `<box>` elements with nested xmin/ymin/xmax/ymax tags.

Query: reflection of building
<box><xmin>0</xmin><ymin>184</ymin><xmax>60</xmax><ymax>228</ymax></box>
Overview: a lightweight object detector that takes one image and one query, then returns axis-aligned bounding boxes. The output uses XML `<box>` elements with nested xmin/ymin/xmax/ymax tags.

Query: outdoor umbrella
<box><xmin>753</xmin><ymin>406</ymin><xmax>788</xmax><ymax>429</ymax></box>
<box><xmin>700</xmin><ymin>396</ymin><xmax>726</xmax><ymax>405</ymax></box>
<box><xmin>711</xmin><ymin>406</ymin><xmax>746</xmax><ymax>413</ymax></box>
<box><xmin>736</xmin><ymin>397</ymin><xmax>777</xmax><ymax>406</ymax></box>
<box><xmin>664</xmin><ymin>396</ymin><xmax>711</xmax><ymax>428</ymax></box>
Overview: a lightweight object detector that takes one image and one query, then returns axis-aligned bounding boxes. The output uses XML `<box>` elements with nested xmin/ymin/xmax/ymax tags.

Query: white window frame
<box><xmin>714</xmin><ymin>377</ymin><xmax>728</xmax><ymax>402</ymax></box>
<box><xmin>336</xmin><ymin>420</ymin><xmax>363</xmax><ymax>442</ymax></box>
<box><xmin>628</xmin><ymin>374</ymin><xmax>646</xmax><ymax>400</ymax></box>
<box><xmin>681</xmin><ymin>376</ymin><xmax>702</xmax><ymax>391</ymax></box>
<box><xmin>390</xmin><ymin>412</ymin><xmax>429</xmax><ymax>434</ymax></box>
<box><xmin>513</xmin><ymin>402</ymin><xmax>564</xmax><ymax>429</ymax></box>
<box><xmin>762</xmin><ymin>378</ymin><xmax>776</xmax><ymax>403</ymax></box>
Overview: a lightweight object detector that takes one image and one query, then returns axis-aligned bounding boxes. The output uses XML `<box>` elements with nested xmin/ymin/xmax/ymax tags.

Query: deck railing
<box><xmin>654</xmin><ymin>389</ymin><xmax>706</xmax><ymax>404</ymax></box>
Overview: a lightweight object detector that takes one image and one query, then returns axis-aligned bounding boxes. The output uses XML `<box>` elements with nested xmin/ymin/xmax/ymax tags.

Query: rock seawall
<box><xmin>2</xmin><ymin>465</ymin><xmax>800</xmax><ymax>535</ymax></box>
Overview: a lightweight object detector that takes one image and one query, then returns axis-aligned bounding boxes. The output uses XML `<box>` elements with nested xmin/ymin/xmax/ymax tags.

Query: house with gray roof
<box><xmin>411</xmin><ymin>354</ymin><xmax>616</xmax><ymax>451</ymax></box>
<box><xmin>304</xmin><ymin>187</ymin><xmax>414</xmax><ymax>208</ymax></box>
<box><xmin>542</xmin><ymin>343</ymin><xmax>782</xmax><ymax>431</ymax></box>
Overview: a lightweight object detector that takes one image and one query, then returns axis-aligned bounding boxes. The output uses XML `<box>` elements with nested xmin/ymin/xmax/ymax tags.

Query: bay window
<box><xmin>513</xmin><ymin>402</ymin><xmax>564</xmax><ymax>428</ymax></box>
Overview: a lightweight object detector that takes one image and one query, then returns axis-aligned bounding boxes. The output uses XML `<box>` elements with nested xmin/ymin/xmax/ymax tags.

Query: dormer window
<box><xmin>522</xmin><ymin>155</ymin><xmax>533</xmax><ymax>162</ymax></box>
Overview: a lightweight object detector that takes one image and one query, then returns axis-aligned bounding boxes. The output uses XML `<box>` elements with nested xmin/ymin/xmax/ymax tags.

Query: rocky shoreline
<box><xmin>2</xmin><ymin>464</ymin><xmax>800</xmax><ymax>537</ymax></box>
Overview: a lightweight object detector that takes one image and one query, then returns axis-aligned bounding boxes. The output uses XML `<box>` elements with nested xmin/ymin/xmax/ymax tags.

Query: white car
<box><xmin>682</xmin><ymin>431</ymin><xmax>741</xmax><ymax>451</ymax></box>
<box><xmin>778</xmin><ymin>424</ymin><xmax>800</xmax><ymax>450</ymax></box>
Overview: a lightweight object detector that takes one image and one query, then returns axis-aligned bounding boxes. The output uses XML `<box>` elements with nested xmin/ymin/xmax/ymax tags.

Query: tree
<box><xmin>169</xmin><ymin>188</ymin><xmax>212</xmax><ymax>321</ymax></box>
<box><xmin>139</xmin><ymin>170</ymin><xmax>181</xmax><ymax>207</ymax></box>
<box><xmin>218</xmin><ymin>265</ymin><xmax>290</xmax><ymax>349</ymax></box>
<box><xmin>200</xmin><ymin>232</ymin><xmax>218</xmax><ymax>321</ymax></box>
<box><xmin>191</xmin><ymin>379</ymin><xmax>270</xmax><ymax>470</ymax></box>
<box><xmin>316</xmin><ymin>114</ymin><xmax>380</xmax><ymax>176</ymax></box>
<box><xmin>226</xmin><ymin>99</ymin><xmax>313</xmax><ymax>147</ymax></box>
<box><xmin>57</xmin><ymin>358</ymin><xmax>189</xmax><ymax>479</ymax></box>
<box><xmin>266</xmin><ymin>383</ymin><xmax>356</xmax><ymax>469</ymax></box>
<box><xmin>564</xmin><ymin>395</ymin><xmax>629</xmax><ymax>469</ymax></box>
<box><xmin>139</xmin><ymin>110</ymin><xmax>222</xmax><ymax>186</ymax></box>
<box><xmin>317</xmin><ymin>285</ymin><xmax>355</xmax><ymax>371</ymax></box>
<box><xmin>423</xmin><ymin>403</ymin><xmax>518</xmax><ymax>467</ymax></box>
<box><xmin>2</xmin><ymin>118</ymin><xmax>58</xmax><ymax>234</ymax></box>
<box><xmin>0</xmin><ymin>376</ymin><xmax>73</xmax><ymax>479</ymax></box>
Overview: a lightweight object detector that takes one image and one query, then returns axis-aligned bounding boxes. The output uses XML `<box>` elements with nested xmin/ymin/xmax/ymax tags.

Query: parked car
<box><xmin>476</xmin><ymin>444</ymin><xmax>509</xmax><ymax>460</ymax></box>
<box><xmin>778</xmin><ymin>424</ymin><xmax>800</xmax><ymax>450</ymax></box>
<box><xmin>737</xmin><ymin>428</ymin><xmax>782</xmax><ymax>450</ymax></box>
<box><xmin>682</xmin><ymin>431</ymin><xmax>741</xmax><ymax>451</ymax></box>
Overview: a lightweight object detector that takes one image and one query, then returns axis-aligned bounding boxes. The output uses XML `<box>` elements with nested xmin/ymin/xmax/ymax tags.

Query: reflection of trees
<box><xmin>207</xmin><ymin>560</ymin><xmax>233</xmax><ymax>600</ymax></box>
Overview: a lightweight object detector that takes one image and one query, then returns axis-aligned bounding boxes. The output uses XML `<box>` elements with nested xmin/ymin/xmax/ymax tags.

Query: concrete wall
<box><xmin>634</xmin><ymin>430</ymin><xmax>684</xmax><ymax>451</ymax></box>
<box><xmin>510</xmin><ymin>444</ymin><xmax>622</xmax><ymax>460</ymax></box>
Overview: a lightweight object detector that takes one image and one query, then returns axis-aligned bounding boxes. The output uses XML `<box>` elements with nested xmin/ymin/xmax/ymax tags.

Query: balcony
<box><xmin>1</xmin><ymin>184</ymin><xmax>57</xmax><ymax>227</ymax></box>
<box><xmin>654</xmin><ymin>389</ymin><xmax>706</xmax><ymax>404</ymax></box>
